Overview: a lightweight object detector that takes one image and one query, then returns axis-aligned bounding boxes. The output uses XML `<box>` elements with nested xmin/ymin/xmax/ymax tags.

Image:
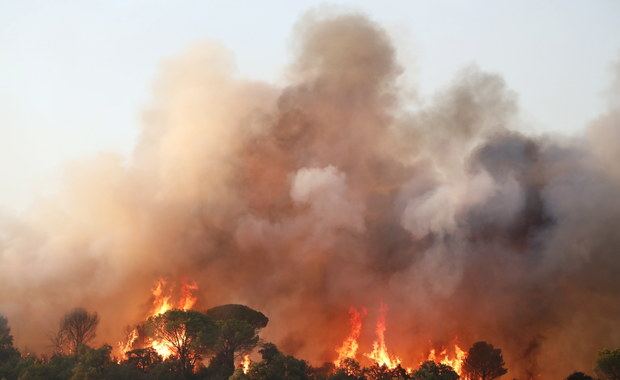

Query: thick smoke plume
<box><xmin>1</xmin><ymin>10</ymin><xmax>620</xmax><ymax>379</ymax></box>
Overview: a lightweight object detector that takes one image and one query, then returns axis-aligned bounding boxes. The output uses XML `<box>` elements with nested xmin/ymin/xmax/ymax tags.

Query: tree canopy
<box><xmin>146</xmin><ymin>309</ymin><xmax>218</xmax><ymax>378</ymax></box>
<box><xmin>205</xmin><ymin>304</ymin><xmax>269</xmax><ymax>380</ymax></box>
<box><xmin>462</xmin><ymin>341</ymin><xmax>507</xmax><ymax>380</ymax></box>
<box><xmin>595</xmin><ymin>349</ymin><xmax>620</xmax><ymax>380</ymax></box>
<box><xmin>565</xmin><ymin>372</ymin><xmax>594</xmax><ymax>380</ymax></box>
<box><xmin>410</xmin><ymin>360</ymin><xmax>459</xmax><ymax>380</ymax></box>
<box><xmin>206</xmin><ymin>304</ymin><xmax>269</xmax><ymax>329</ymax></box>
<box><xmin>53</xmin><ymin>308</ymin><xmax>100</xmax><ymax>355</ymax></box>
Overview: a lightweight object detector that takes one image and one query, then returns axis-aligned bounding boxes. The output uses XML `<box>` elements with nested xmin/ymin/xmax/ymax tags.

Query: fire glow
<box><xmin>118</xmin><ymin>279</ymin><xmax>198</xmax><ymax>360</ymax></box>
<box><xmin>334</xmin><ymin>302</ymin><xmax>467</xmax><ymax>376</ymax></box>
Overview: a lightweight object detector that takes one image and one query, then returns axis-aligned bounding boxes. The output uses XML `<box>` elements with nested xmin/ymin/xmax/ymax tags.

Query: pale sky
<box><xmin>1</xmin><ymin>0</ymin><xmax>619</xmax><ymax>213</ymax></box>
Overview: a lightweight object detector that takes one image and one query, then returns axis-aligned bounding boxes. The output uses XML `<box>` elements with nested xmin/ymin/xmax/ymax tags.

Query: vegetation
<box><xmin>565</xmin><ymin>372</ymin><xmax>594</xmax><ymax>380</ymax></box>
<box><xmin>52</xmin><ymin>308</ymin><xmax>100</xmax><ymax>355</ymax></box>
<box><xmin>205</xmin><ymin>305</ymin><xmax>269</xmax><ymax>380</ymax></box>
<box><xmin>461</xmin><ymin>341</ymin><xmax>507</xmax><ymax>380</ymax></box>
<box><xmin>595</xmin><ymin>349</ymin><xmax>620</xmax><ymax>380</ymax></box>
<box><xmin>146</xmin><ymin>309</ymin><xmax>218</xmax><ymax>378</ymax></box>
<box><xmin>0</xmin><ymin>310</ymin><xmax>616</xmax><ymax>380</ymax></box>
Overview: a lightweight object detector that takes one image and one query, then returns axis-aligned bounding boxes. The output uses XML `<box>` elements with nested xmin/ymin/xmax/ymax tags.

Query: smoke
<box><xmin>1</xmin><ymin>9</ymin><xmax>620</xmax><ymax>378</ymax></box>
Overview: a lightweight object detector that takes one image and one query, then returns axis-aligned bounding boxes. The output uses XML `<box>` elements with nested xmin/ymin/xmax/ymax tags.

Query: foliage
<box><xmin>244</xmin><ymin>342</ymin><xmax>311</xmax><ymax>380</ymax></box>
<box><xmin>0</xmin><ymin>316</ymin><xmax>20</xmax><ymax>364</ymax></box>
<box><xmin>123</xmin><ymin>347</ymin><xmax>162</xmax><ymax>372</ymax></box>
<box><xmin>462</xmin><ymin>341</ymin><xmax>507</xmax><ymax>380</ymax></box>
<box><xmin>53</xmin><ymin>309</ymin><xmax>100</xmax><ymax>355</ymax></box>
<box><xmin>0</xmin><ymin>316</ymin><xmax>21</xmax><ymax>380</ymax></box>
<box><xmin>410</xmin><ymin>361</ymin><xmax>458</xmax><ymax>380</ymax></box>
<box><xmin>206</xmin><ymin>305</ymin><xmax>268</xmax><ymax>380</ymax></box>
<box><xmin>565</xmin><ymin>372</ymin><xmax>594</xmax><ymax>380</ymax></box>
<box><xmin>595</xmin><ymin>349</ymin><xmax>620</xmax><ymax>380</ymax></box>
<box><xmin>17</xmin><ymin>354</ymin><xmax>76</xmax><ymax>380</ymax></box>
<box><xmin>330</xmin><ymin>358</ymin><xmax>364</xmax><ymax>380</ymax></box>
<box><xmin>206</xmin><ymin>305</ymin><xmax>269</xmax><ymax>329</ymax></box>
<box><xmin>146</xmin><ymin>309</ymin><xmax>218</xmax><ymax>377</ymax></box>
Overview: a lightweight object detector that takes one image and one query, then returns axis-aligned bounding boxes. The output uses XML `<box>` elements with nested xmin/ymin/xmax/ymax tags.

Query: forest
<box><xmin>0</xmin><ymin>306</ymin><xmax>618</xmax><ymax>380</ymax></box>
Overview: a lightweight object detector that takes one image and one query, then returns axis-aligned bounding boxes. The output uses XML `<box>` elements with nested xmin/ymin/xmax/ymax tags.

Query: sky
<box><xmin>1</xmin><ymin>0</ymin><xmax>619</xmax><ymax>214</ymax></box>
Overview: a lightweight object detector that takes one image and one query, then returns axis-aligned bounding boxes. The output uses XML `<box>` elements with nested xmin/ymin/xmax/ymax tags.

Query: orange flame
<box><xmin>242</xmin><ymin>354</ymin><xmax>251</xmax><ymax>374</ymax></box>
<box><xmin>427</xmin><ymin>344</ymin><xmax>466</xmax><ymax>375</ymax></box>
<box><xmin>150</xmin><ymin>279</ymin><xmax>173</xmax><ymax>316</ymax></box>
<box><xmin>179</xmin><ymin>280</ymin><xmax>198</xmax><ymax>311</ymax></box>
<box><xmin>333</xmin><ymin>304</ymin><xmax>467</xmax><ymax>375</ymax></box>
<box><xmin>364</xmin><ymin>302</ymin><xmax>401</xmax><ymax>369</ymax></box>
<box><xmin>118</xmin><ymin>278</ymin><xmax>200</xmax><ymax>361</ymax></box>
<box><xmin>335</xmin><ymin>307</ymin><xmax>366</xmax><ymax>367</ymax></box>
<box><xmin>117</xmin><ymin>327</ymin><xmax>139</xmax><ymax>361</ymax></box>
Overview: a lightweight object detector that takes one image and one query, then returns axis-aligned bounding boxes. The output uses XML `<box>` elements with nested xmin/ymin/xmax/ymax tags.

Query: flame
<box><xmin>242</xmin><ymin>354</ymin><xmax>251</xmax><ymax>374</ymax></box>
<box><xmin>334</xmin><ymin>307</ymin><xmax>366</xmax><ymax>367</ymax></box>
<box><xmin>334</xmin><ymin>304</ymin><xmax>467</xmax><ymax>375</ymax></box>
<box><xmin>364</xmin><ymin>302</ymin><xmax>401</xmax><ymax>369</ymax></box>
<box><xmin>427</xmin><ymin>344</ymin><xmax>466</xmax><ymax>375</ymax></box>
<box><xmin>117</xmin><ymin>327</ymin><xmax>139</xmax><ymax>361</ymax></box>
<box><xmin>150</xmin><ymin>338</ymin><xmax>174</xmax><ymax>360</ymax></box>
<box><xmin>150</xmin><ymin>279</ymin><xmax>173</xmax><ymax>316</ymax></box>
<box><xmin>179</xmin><ymin>280</ymin><xmax>198</xmax><ymax>311</ymax></box>
<box><xmin>118</xmin><ymin>278</ymin><xmax>200</xmax><ymax>360</ymax></box>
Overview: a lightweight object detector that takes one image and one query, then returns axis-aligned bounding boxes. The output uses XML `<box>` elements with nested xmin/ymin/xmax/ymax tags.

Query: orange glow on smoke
<box><xmin>335</xmin><ymin>307</ymin><xmax>366</xmax><ymax>367</ymax></box>
<box><xmin>364</xmin><ymin>302</ymin><xmax>402</xmax><ymax>369</ymax></box>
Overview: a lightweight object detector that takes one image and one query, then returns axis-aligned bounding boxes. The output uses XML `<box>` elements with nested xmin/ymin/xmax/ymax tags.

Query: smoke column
<box><xmin>1</xmin><ymin>9</ymin><xmax>619</xmax><ymax>378</ymax></box>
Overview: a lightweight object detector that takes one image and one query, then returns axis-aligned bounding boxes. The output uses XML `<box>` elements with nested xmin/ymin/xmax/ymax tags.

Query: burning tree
<box><xmin>462</xmin><ymin>341</ymin><xmax>507</xmax><ymax>380</ymax></box>
<box><xmin>145</xmin><ymin>309</ymin><xmax>218</xmax><ymax>377</ymax></box>
<box><xmin>52</xmin><ymin>308</ymin><xmax>99</xmax><ymax>355</ymax></box>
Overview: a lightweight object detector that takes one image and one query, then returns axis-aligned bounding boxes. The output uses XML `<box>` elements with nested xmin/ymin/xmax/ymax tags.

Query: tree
<box><xmin>595</xmin><ymin>349</ymin><xmax>620</xmax><ymax>380</ymax></box>
<box><xmin>565</xmin><ymin>372</ymin><xmax>594</xmax><ymax>380</ymax></box>
<box><xmin>206</xmin><ymin>305</ymin><xmax>269</xmax><ymax>329</ymax></box>
<box><xmin>411</xmin><ymin>361</ymin><xmax>459</xmax><ymax>380</ymax></box>
<box><xmin>145</xmin><ymin>309</ymin><xmax>217</xmax><ymax>378</ymax></box>
<box><xmin>462</xmin><ymin>341</ymin><xmax>507</xmax><ymax>380</ymax></box>
<box><xmin>123</xmin><ymin>347</ymin><xmax>162</xmax><ymax>372</ymax></box>
<box><xmin>0</xmin><ymin>316</ymin><xmax>20</xmax><ymax>363</ymax></box>
<box><xmin>206</xmin><ymin>304</ymin><xmax>269</xmax><ymax>379</ymax></box>
<box><xmin>70</xmin><ymin>344</ymin><xmax>114</xmax><ymax>380</ymax></box>
<box><xmin>246</xmin><ymin>342</ymin><xmax>311</xmax><ymax>380</ymax></box>
<box><xmin>0</xmin><ymin>316</ymin><xmax>21</xmax><ymax>380</ymax></box>
<box><xmin>329</xmin><ymin>358</ymin><xmax>364</xmax><ymax>380</ymax></box>
<box><xmin>54</xmin><ymin>308</ymin><xmax>99</xmax><ymax>355</ymax></box>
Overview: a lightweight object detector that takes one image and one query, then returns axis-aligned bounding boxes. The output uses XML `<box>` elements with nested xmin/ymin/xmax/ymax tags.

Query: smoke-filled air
<box><xmin>1</xmin><ymin>9</ymin><xmax>620</xmax><ymax>380</ymax></box>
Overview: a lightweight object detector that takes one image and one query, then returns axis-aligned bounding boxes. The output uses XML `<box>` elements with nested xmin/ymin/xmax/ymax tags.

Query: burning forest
<box><xmin>1</xmin><ymin>7</ymin><xmax>620</xmax><ymax>380</ymax></box>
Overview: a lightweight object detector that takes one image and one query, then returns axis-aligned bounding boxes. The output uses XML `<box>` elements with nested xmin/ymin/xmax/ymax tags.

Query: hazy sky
<box><xmin>1</xmin><ymin>0</ymin><xmax>619</xmax><ymax>213</ymax></box>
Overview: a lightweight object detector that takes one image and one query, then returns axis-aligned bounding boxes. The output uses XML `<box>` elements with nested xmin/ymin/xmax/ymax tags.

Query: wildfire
<box><xmin>179</xmin><ymin>280</ymin><xmax>198</xmax><ymax>311</ymax></box>
<box><xmin>242</xmin><ymin>354</ymin><xmax>251</xmax><ymax>374</ymax></box>
<box><xmin>334</xmin><ymin>307</ymin><xmax>366</xmax><ymax>367</ymax></box>
<box><xmin>427</xmin><ymin>344</ymin><xmax>466</xmax><ymax>375</ymax></box>
<box><xmin>334</xmin><ymin>303</ymin><xmax>467</xmax><ymax>376</ymax></box>
<box><xmin>118</xmin><ymin>327</ymin><xmax>138</xmax><ymax>360</ymax></box>
<box><xmin>149</xmin><ymin>279</ymin><xmax>173</xmax><ymax>316</ymax></box>
<box><xmin>364</xmin><ymin>302</ymin><xmax>402</xmax><ymax>369</ymax></box>
<box><xmin>118</xmin><ymin>278</ymin><xmax>199</xmax><ymax>360</ymax></box>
